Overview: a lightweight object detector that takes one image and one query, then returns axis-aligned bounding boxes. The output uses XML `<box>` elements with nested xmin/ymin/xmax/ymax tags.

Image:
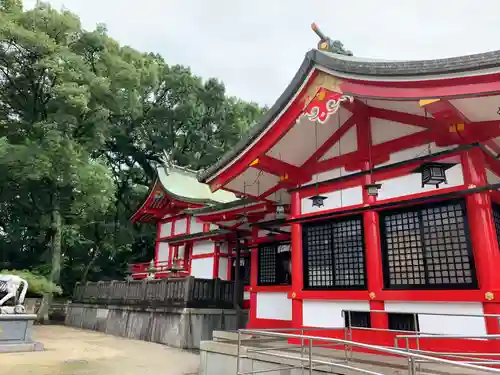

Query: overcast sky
<box><xmin>24</xmin><ymin>0</ymin><xmax>500</xmax><ymax>106</ymax></box>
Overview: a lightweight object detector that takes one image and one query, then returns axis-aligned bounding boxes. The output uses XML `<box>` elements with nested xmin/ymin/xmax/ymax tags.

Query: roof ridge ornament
<box><xmin>311</xmin><ymin>23</ymin><xmax>352</xmax><ymax>56</ymax></box>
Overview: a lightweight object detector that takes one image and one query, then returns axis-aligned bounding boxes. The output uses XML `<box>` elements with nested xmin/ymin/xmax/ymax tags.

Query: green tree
<box><xmin>0</xmin><ymin>1</ymin><xmax>264</xmax><ymax>322</ymax></box>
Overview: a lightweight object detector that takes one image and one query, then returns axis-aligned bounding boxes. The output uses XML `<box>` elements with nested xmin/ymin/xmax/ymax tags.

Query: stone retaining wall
<box><xmin>65</xmin><ymin>302</ymin><xmax>247</xmax><ymax>349</ymax></box>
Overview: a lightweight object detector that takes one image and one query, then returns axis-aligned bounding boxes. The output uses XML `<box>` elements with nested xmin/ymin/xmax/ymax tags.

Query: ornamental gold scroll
<box><xmin>300</xmin><ymin>72</ymin><xmax>353</xmax><ymax>124</ymax></box>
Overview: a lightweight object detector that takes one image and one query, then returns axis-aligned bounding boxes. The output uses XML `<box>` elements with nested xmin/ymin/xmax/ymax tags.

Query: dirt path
<box><xmin>2</xmin><ymin>325</ymin><xmax>199</xmax><ymax>375</ymax></box>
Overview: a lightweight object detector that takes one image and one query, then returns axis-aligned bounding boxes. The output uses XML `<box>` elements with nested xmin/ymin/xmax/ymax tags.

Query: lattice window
<box><xmin>388</xmin><ymin>313</ymin><xmax>419</xmax><ymax>332</ymax></box>
<box><xmin>381</xmin><ymin>200</ymin><xmax>477</xmax><ymax>290</ymax></box>
<box><xmin>303</xmin><ymin>216</ymin><xmax>366</xmax><ymax>290</ymax></box>
<box><xmin>257</xmin><ymin>242</ymin><xmax>291</xmax><ymax>286</ymax></box>
<box><xmin>492</xmin><ymin>203</ymin><xmax>500</xmax><ymax>249</ymax></box>
<box><xmin>344</xmin><ymin>311</ymin><xmax>371</xmax><ymax>328</ymax></box>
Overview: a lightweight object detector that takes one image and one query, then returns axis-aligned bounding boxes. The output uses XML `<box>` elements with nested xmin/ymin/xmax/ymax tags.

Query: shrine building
<box><xmin>195</xmin><ymin>37</ymin><xmax>500</xmax><ymax>353</ymax></box>
<box><xmin>132</xmin><ymin>29</ymin><xmax>500</xmax><ymax>354</ymax></box>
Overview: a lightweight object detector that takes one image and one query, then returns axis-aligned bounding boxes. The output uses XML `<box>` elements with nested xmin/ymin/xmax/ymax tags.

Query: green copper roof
<box><xmin>157</xmin><ymin>166</ymin><xmax>237</xmax><ymax>205</ymax></box>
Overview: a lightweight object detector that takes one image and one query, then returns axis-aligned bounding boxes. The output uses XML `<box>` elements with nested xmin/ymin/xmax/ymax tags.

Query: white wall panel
<box><xmin>377</xmin><ymin>164</ymin><xmax>463</xmax><ymax>201</ymax></box>
<box><xmin>302</xmin><ymin>300</ymin><xmax>370</xmax><ymax>328</ymax></box>
<box><xmin>244</xmin><ymin>291</ymin><xmax>250</xmax><ymax>300</ymax></box>
<box><xmin>378</xmin><ymin>143</ymin><xmax>454</xmax><ymax>167</ymax></box>
<box><xmin>156</xmin><ymin>242</ymin><xmax>170</xmax><ymax>263</ymax></box>
<box><xmin>190</xmin><ymin>217</ymin><xmax>204</xmax><ymax>234</ymax></box>
<box><xmin>302</xmin><ymin>186</ymin><xmax>363</xmax><ymax>214</ymax></box>
<box><xmin>256</xmin><ymin>292</ymin><xmax>292</xmax><ymax>321</ymax></box>
<box><xmin>159</xmin><ymin>222</ymin><xmax>172</xmax><ymax>238</ymax></box>
<box><xmin>384</xmin><ymin>302</ymin><xmax>486</xmax><ymax>336</ymax></box>
<box><xmin>218</xmin><ymin>257</ymin><xmax>229</xmax><ymax>280</ymax></box>
<box><xmin>192</xmin><ymin>240</ymin><xmax>214</xmax><ymax>256</ymax></box>
<box><xmin>190</xmin><ymin>258</ymin><xmax>214</xmax><ymax>279</ymax></box>
<box><xmin>371</xmin><ymin>118</ymin><xmax>424</xmax><ymax>145</ymax></box>
<box><xmin>174</xmin><ymin>218</ymin><xmax>188</xmax><ymax>235</ymax></box>
<box><xmin>486</xmin><ymin>168</ymin><xmax>500</xmax><ymax>184</ymax></box>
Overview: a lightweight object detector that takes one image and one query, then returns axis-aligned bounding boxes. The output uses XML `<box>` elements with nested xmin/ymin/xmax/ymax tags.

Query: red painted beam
<box><xmin>312</xmin><ymin>130</ymin><xmax>433</xmax><ymax>174</ymax></box>
<box><xmin>368</xmin><ymin>107</ymin><xmax>437</xmax><ymax>129</ymax></box>
<box><xmin>250</xmin><ymin>154</ymin><xmax>303</xmax><ymax>181</ymax></box>
<box><xmin>302</xmin><ymin>112</ymin><xmax>360</xmax><ymax>170</ymax></box>
<box><xmin>419</xmin><ymin>99</ymin><xmax>471</xmax><ymax>145</ymax></box>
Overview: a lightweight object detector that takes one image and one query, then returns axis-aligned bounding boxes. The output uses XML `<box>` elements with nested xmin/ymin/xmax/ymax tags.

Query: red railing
<box><xmin>129</xmin><ymin>259</ymin><xmax>189</xmax><ymax>279</ymax></box>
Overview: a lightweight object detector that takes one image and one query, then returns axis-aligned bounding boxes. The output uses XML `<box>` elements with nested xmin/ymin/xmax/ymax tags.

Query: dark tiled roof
<box><xmin>198</xmin><ymin>48</ymin><xmax>500</xmax><ymax>183</ymax></box>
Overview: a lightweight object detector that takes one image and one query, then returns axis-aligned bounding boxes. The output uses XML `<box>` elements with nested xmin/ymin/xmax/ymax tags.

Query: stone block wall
<box><xmin>65</xmin><ymin>303</ymin><xmax>247</xmax><ymax>349</ymax></box>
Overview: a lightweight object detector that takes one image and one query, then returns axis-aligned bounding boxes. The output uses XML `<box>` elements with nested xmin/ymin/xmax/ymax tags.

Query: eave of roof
<box><xmin>183</xmin><ymin>198</ymin><xmax>260</xmax><ymax>216</ymax></box>
<box><xmin>198</xmin><ymin>48</ymin><xmax>500</xmax><ymax>183</ymax></box>
<box><xmin>158</xmin><ymin>166</ymin><xmax>236</xmax><ymax>205</ymax></box>
<box><xmin>163</xmin><ymin>229</ymin><xmax>232</xmax><ymax>244</ymax></box>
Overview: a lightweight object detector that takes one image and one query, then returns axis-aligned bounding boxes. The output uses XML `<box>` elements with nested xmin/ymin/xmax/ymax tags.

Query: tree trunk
<box><xmin>36</xmin><ymin>203</ymin><xmax>62</xmax><ymax>323</ymax></box>
<box><xmin>80</xmin><ymin>247</ymin><xmax>99</xmax><ymax>283</ymax></box>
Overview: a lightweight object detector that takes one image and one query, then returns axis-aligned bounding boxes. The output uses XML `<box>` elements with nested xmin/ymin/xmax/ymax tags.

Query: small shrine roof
<box><xmin>157</xmin><ymin>166</ymin><xmax>236</xmax><ymax>205</ymax></box>
<box><xmin>131</xmin><ymin>164</ymin><xmax>238</xmax><ymax>223</ymax></box>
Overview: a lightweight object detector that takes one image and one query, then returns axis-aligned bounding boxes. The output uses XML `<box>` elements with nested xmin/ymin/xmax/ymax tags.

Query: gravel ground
<box><xmin>2</xmin><ymin>325</ymin><xmax>200</xmax><ymax>375</ymax></box>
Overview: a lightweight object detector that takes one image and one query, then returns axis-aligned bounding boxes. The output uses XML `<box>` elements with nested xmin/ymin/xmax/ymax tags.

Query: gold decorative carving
<box><xmin>369</xmin><ymin>292</ymin><xmax>376</xmax><ymax>300</ymax></box>
<box><xmin>301</xmin><ymin>72</ymin><xmax>343</xmax><ymax>109</ymax></box>
<box><xmin>291</xmin><ymin>292</ymin><xmax>296</xmax><ymax>299</ymax></box>
<box><xmin>485</xmin><ymin>292</ymin><xmax>495</xmax><ymax>301</ymax></box>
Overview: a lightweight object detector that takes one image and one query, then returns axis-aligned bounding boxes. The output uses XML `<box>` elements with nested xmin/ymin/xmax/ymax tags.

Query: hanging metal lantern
<box><xmin>309</xmin><ymin>195</ymin><xmax>327</xmax><ymax>208</ymax></box>
<box><xmin>364</xmin><ymin>183</ymin><xmax>382</xmax><ymax>197</ymax></box>
<box><xmin>413</xmin><ymin>162</ymin><xmax>454</xmax><ymax>188</ymax></box>
<box><xmin>275</xmin><ymin>203</ymin><xmax>286</xmax><ymax>219</ymax></box>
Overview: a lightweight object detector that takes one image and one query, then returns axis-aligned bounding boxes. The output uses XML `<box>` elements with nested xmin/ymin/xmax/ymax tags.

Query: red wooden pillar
<box><xmin>462</xmin><ymin>148</ymin><xmax>500</xmax><ymax>335</ymax></box>
<box><xmin>362</xmin><ymin>163</ymin><xmax>388</xmax><ymax>330</ymax></box>
<box><xmin>248</xmin><ymin>226</ymin><xmax>259</xmax><ymax>328</ymax></box>
<box><xmin>212</xmin><ymin>242</ymin><xmax>220</xmax><ymax>278</ymax></box>
<box><xmin>357</xmin><ymin>113</ymin><xmax>388</xmax><ymax>331</ymax></box>
<box><xmin>290</xmin><ymin>191</ymin><xmax>304</xmax><ymax>329</ymax></box>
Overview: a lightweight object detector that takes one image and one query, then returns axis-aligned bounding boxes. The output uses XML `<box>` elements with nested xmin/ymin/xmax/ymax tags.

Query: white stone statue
<box><xmin>0</xmin><ymin>274</ymin><xmax>28</xmax><ymax>314</ymax></box>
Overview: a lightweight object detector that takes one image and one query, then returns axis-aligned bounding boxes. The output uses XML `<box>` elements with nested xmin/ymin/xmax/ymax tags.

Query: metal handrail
<box><xmin>236</xmin><ymin>329</ymin><xmax>500</xmax><ymax>375</ymax></box>
<box><xmin>342</xmin><ymin>309</ymin><xmax>500</xmax><ymax>318</ymax></box>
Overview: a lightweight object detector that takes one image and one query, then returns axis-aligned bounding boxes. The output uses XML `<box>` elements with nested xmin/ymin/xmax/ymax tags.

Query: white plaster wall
<box><xmin>159</xmin><ymin>222</ymin><xmax>172</xmax><ymax>238</ymax></box>
<box><xmin>384</xmin><ymin>302</ymin><xmax>487</xmax><ymax>336</ymax></box>
<box><xmin>190</xmin><ymin>258</ymin><xmax>214</xmax><ymax>279</ymax></box>
<box><xmin>377</xmin><ymin>164</ymin><xmax>464</xmax><ymax>201</ymax></box>
<box><xmin>190</xmin><ymin>217</ymin><xmax>204</xmax><ymax>234</ymax></box>
<box><xmin>174</xmin><ymin>218</ymin><xmax>188</xmax><ymax>235</ymax></box>
<box><xmin>210</xmin><ymin>224</ymin><xmax>219</xmax><ymax>230</ymax></box>
<box><xmin>486</xmin><ymin>168</ymin><xmax>500</xmax><ymax>184</ymax></box>
<box><xmin>156</xmin><ymin>242</ymin><xmax>170</xmax><ymax>263</ymax></box>
<box><xmin>218</xmin><ymin>257</ymin><xmax>229</xmax><ymax>280</ymax></box>
<box><xmin>219</xmin><ymin>242</ymin><xmax>229</xmax><ymax>254</ymax></box>
<box><xmin>302</xmin><ymin>186</ymin><xmax>363</xmax><ymax>214</ymax></box>
<box><xmin>302</xmin><ymin>300</ymin><xmax>370</xmax><ymax>328</ymax></box>
<box><xmin>256</xmin><ymin>292</ymin><xmax>292</xmax><ymax>321</ymax></box>
<box><xmin>244</xmin><ymin>291</ymin><xmax>250</xmax><ymax>300</ymax></box>
<box><xmin>379</xmin><ymin>143</ymin><xmax>454</xmax><ymax>167</ymax></box>
<box><xmin>192</xmin><ymin>240</ymin><xmax>214</xmax><ymax>256</ymax></box>
<box><xmin>303</xmin><ymin>167</ymin><xmax>360</xmax><ymax>186</ymax></box>
<box><xmin>371</xmin><ymin>118</ymin><xmax>424</xmax><ymax>145</ymax></box>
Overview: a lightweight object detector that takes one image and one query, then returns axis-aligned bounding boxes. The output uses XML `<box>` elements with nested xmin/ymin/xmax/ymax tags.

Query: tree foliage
<box><xmin>0</xmin><ymin>1</ymin><xmax>264</xmax><ymax>299</ymax></box>
<box><xmin>1</xmin><ymin>269</ymin><xmax>62</xmax><ymax>295</ymax></box>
